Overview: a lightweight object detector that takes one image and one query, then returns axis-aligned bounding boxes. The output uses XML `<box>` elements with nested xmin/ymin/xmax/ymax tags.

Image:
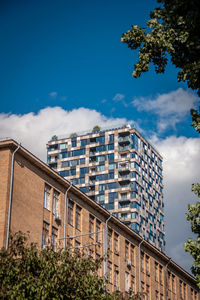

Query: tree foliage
<box><xmin>92</xmin><ymin>125</ymin><xmax>101</xmax><ymax>133</ymax></box>
<box><xmin>184</xmin><ymin>110</ymin><xmax>200</xmax><ymax>288</ymax></box>
<box><xmin>121</xmin><ymin>0</ymin><xmax>200</xmax><ymax>95</ymax></box>
<box><xmin>0</xmin><ymin>232</ymin><xmax>144</xmax><ymax>299</ymax></box>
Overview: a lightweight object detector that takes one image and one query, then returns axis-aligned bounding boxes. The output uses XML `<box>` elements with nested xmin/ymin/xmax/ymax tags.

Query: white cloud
<box><xmin>133</xmin><ymin>88</ymin><xmax>199</xmax><ymax>132</ymax></box>
<box><xmin>113</xmin><ymin>93</ymin><xmax>125</xmax><ymax>102</ymax></box>
<box><xmin>151</xmin><ymin>135</ymin><xmax>200</xmax><ymax>272</ymax></box>
<box><xmin>0</xmin><ymin>107</ymin><xmax>133</xmax><ymax>161</ymax></box>
<box><xmin>113</xmin><ymin>93</ymin><xmax>129</xmax><ymax>108</ymax></box>
<box><xmin>48</xmin><ymin>91</ymin><xmax>58</xmax><ymax>98</ymax></box>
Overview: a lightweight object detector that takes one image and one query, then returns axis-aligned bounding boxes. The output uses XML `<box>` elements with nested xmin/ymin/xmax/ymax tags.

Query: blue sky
<box><xmin>1</xmin><ymin>0</ymin><xmax>200</xmax><ymax>273</ymax></box>
<box><xmin>1</xmin><ymin>0</ymin><xmax>198</xmax><ymax>137</ymax></box>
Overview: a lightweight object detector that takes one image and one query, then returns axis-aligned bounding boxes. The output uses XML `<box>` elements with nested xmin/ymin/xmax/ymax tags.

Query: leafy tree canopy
<box><xmin>184</xmin><ymin>110</ymin><xmax>200</xmax><ymax>288</ymax></box>
<box><xmin>92</xmin><ymin>125</ymin><xmax>101</xmax><ymax>133</ymax></box>
<box><xmin>121</xmin><ymin>0</ymin><xmax>200</xmax><ymax>95</ymax></box>
<box><xmin>0</xmin><ymin>232</ymin><xmax>144</xmax><ymax>299</ymax></box>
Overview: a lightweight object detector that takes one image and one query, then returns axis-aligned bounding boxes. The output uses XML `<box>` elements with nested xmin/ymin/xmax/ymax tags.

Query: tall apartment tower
<box><xmin>47</xmin><ymin>125</ymin><xmax>165</xmax><ymax>251</ymax></box>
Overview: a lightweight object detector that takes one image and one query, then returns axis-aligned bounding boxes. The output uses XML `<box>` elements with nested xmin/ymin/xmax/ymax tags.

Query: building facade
<box><xmin>0</xmin><ymin>139</ymin><xmax>199</xmax><ymax>299</ymax></box>
<box><xmin>47</xmin><ymin>125</ymin><xmax>165</xmax><ymax>252</ymax></box>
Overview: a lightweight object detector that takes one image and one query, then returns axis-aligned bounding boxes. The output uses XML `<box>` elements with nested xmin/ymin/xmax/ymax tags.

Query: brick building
<box><xmin>0</xmin><ymin>138</ymin><xmax>199</xmax><ymax>299</ymax></box>
<box><xmin>47</xmin><ymin>125</ymin><xmax>165</xmax><ymax>252</ymax></box>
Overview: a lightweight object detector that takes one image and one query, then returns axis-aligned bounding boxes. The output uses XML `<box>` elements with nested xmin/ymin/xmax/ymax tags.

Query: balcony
<box><xmin>119</xmin><ymin>195</ymin><xmax>130</xmax><ymax>202</ymax></box>
<box><xmin>89</xmin><ymin>151</ymin><xmax>96</xmax><ymax>157</ymax></box>
<box><xmin>118</xmin><ymin>131</ymin><xmax>130</xmax><ymax>137</ymax></box>
<box><xmin>118</xmin><ymin>145</ymin><xmax>131</xmax><ymax>153</ymax></box>
<box><xmin>118</xmin><ymin>136</ymin><xmax>131</xmax><ymax>144</ymax></box>
<box><xmin>118</xmin><ymin>162</ymin><xmax>130</xmax><ymax>172</ymax></box>
<box><xmin>118</xmin><ymin>183</ymin><xmax>131</xmax><ymax>191</ymax></box>
<box><xmin>118</xmin><ymin>174</ymin><xmax>131</xmax><ymax>183</ymax></box>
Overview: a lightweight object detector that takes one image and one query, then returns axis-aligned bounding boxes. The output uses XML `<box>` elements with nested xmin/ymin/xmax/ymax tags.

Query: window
<box><xmin>125</xmin><ymin>240</ymin><xmax>129</xmax><ymax>260</ymax></box>
<box><xmin>68</xmin><ymin>200</ymin><xmax>74</xmax><ymax>226</ymax></box>
<box><xmin>141</xmin><ymin>252</ymin><xmax>144</xmax><ymax>272</ymax></box>
<box><xmin>155</xmin><ymin>290</ymin><xmax>159</xmax><ymax>300</ymax></box>
<box><xmin>159</xmin><ymin>265</ymin><xmax>163</xmax><ymax>284</ymax></box>
<box><xmin>42</xmin><ymin>222</ymin><xmax>49</xmax><ymax>248</ymax></box>
<box><xmin>107</xmin><ymin>203</ymin><xmax>114</xmax><ymax>210</ymax></box>
<box><xmin>131</xmin><ymin>245</ymin><xmax>135</xmax><ymax>265</ymax></box>
<box><xmin>114</xmin><ymin>265</ymin><xmax>119</xmax><ymax>288</ymax></box>
<box><xmin>107</xmin><ymin>182</ymin><xmax>118</xmax><ymax>189</ymax></box>
<box><xmin>99</xmin><ymin>184</ymin><xmax>106</xmax><ymax>192</ymax></box>
<box><xmin>108</xmin><ymin>192</ymin><xmax>118</xmax><ymax>202</ymax></box>
<box><xmin>96</xmin><ymin>220</ymin><xmax>101</xmax><ymax>243</ymax></box>
<box><xmin>59</xmin><ymin>143</ymin><xmax>68</xmax><ymax>150</ymax></box>
<box><xmin>109</xmin><ymin>162</ymin><xmax>116</xmax><ymax>170</ymax></box>
<box><xmin>80</xmin><ymin>139</ymin><xmax>88</xmax><ymax>146</ymax></box>
<box><xmin>75</xmin><ymin>240</ymin><xmax>81</xmax><ymax>249</ymax></box>
<box><xmin>108</xmin><ymin>171</ymin><xmax>114</xmax><ymax>179</ymax></box>
<box><xmin>108</xmin><ymin>229</ymin><xmax>112</xmax><ymax>251</ymax></box>
<box><xmin>172</xmin><ymin>274</ymin><xmax>175</xmax><ymax>293</ymax></box>
<box><xmin>96</xmin><ymin>135</ymin><xmax>105</xmax><ymax>144</ymax></box>
<box><xmin>87</xmin><ymin>247</ymin><xmax>93</xmax><ymax>258</ymax></box>
<box><xmin>75</xmin><ymin>205</ymin><xmax>81</xmax><ymax>230</ymax></box>
<box><xmin>96</xmin><ymin>164</ymin><xmax>105</xmax><ymax>172</ymax></box>
<box><xmin>89</xmin><ymin>214</ymin><xmax>94</xmax><ymax>238</ymax></box>
<box><xmin>52</xmin><ymin>190</ymin><xmax>59</xmax><ymax>215</ymax></box>
<box><xmin>51</xmin><ymin>227</ymin><xmax>58</xmax><ymax>251</ymax></box>
<box><xmin>114</xmin><ymin>233</ymin><xmax>119</xmax><ymax>253</ymax></box>
<box><xmin>71</xmin><ymin>148</ymin><xmax>85</xmax><ymax>157</ymax></box>
<box><xmin>44</xmin><ymin>184</ymin><xmax>51</xmax><ymax>210</ymax></box>
<box><xmin>155</xmin><ymin>262</ymin><xmax>159</xmax><ymax>281</ymax></box>
<box><xmin>80</xmin><ymin>158</ymin><xmax>85</xmax><ymax>165</ymax></box>
<box><xmin>125</xmin><ymin>272</ymin><xmax>130</xmax><ymax>292</ymax></box>
<box><xmin>108</xmin><ymin>153</ymin><xmax>114</xmax><ymax>161</ymax></box>
<box><xmin>131</xmin><ymin>275</ymin><xmax>135</xmax><ymax>294</ymax></box>
<box><xmin>179</xmin><ymin>280</ymin><xmax>183</xmax><ymax>298</ymax></box>
<box><xmin>108</xmin><ymin>261</ymin><xmax>112</xmax><ymax>284</ymax></box>
<box><xmin>146</xmin><ymin>256</ymin><xmax>150</xmax><ymax>275</ymax></box>
<box><xmin>96</xmin><ymin>194</ymin><xmax>105</xmax><ymax>202</ymax></box>
<box><xmin>70</xmin><ymin>167</ymin><xmax>76</xmax><ymax>176</ymax></box>
<box><xmin>80</xmin><ymin>167</ymin><xmax>88</xmax><ymax>175</ymax></box>
<box><xmin>131</xmin><ymin>222</ymin><xmax>139</xmax><ymax>233</ymax></box>
<box><xmin>109</xmin><ymin>134</ymin><xmax>114</xmax><ymax>143</ymax></box>
<box><xmin>194</xmin><ymin>291</ymin><xmax>197</xmax><ymax>300</ymax></box>
<box><xmin>191</xmin><ymin>288</ymin><xmax>194</xmax><ymax>298</ymax></box>
<box><xmin>108</xmin><ymin>143</ymin><xmax>114</xmax><ymax>151</ymax></box>
<box><xmin>96</xmin><ymin>155</ymin><xmax>106</xmax><ymax>162</ymax></box>
<box><xmin>71</xmin><ymin>139</ymin><xmax>77</xmax><ymax>147</ymax></box>
<box><xmin>183</xmin><ymin>283</ymin><xmax>186</xmax><ymax>299</ymax></box>
<box><xmin>146</xmin><ymin>284</ymin><xmax>150</xmax><ymax>300</ymax></box>
<box><xmin>141</xmin><ymin>281</ymin><xmax>145</xmax><ymax>295</ymax></box>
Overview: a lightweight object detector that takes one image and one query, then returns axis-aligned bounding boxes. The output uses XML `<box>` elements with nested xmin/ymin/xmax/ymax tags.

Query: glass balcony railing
<box><xmin>118</xmin><ymin>174</ymin><xmax>131</xmax><ymax>180</ymax></box>
<box><xmin>118</xmin><ymin>163</ymin><xmax>130</xmax><ymax>171</ymax></box>
<box><xmin>118</xmin><ymin>145</ymin><xmax>131</xmax><ymax>152</ymax></box>
<box><xmin>118</xmin><ymin>136</ymin><xmax>131</xmax><ymax>144</ymax></box>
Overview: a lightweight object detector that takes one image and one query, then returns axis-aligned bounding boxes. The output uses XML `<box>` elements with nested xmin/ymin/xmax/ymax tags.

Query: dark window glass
<box><xmin>70</xmin><ymin>168</ymin><xmax>76</xmax><ymax>176</ymax></box>
<box><xmin>108</xmin><ymin>143</ymin><xmax>114</xmax><ymax>151</ymax></box>
<box><xmin>71</xmin><ymin>139</ymin><xmax>77</xmax><ymax>147</ymax></box>
<box><xmin>96</xmin><ymin>135</ymin><xmax>105</xmax><ymax>144</ymax></box>
<box><xmin>107</xmin><ymin>182</ymin><xmax>118</xmax><ymax>189</ymax></box>
<box><xmin>108</xmin><ymin>172</ymin><xmax>114</xmax><ymax>179</ymax></box>
<box><xmin>109</xmin><ymin>134</ymin><xmax>114</xmax><ymax>143</ymax></box>
<box><xmin>108</xmin><ymin>192</ymin><xmax>118</xmax><ymax>202</ymax></box>
<box><xmin>59</xmin><ymin>170</ymin><xmax>69</xmax><ymax>177</ymax></box>
<box><xmin>80</xmin><ymin>139</ymin><xmax>88</xmax><ymax>146</ymax></box>
<box><xmin>108</xmin><ymin>153</ymin><xmax>114</xmax><ymax>161</ymax></box>
<box><xmin>80</xmin><ymin>167</ymin><xmax>88</xmax><ymax>175</ymax></box>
